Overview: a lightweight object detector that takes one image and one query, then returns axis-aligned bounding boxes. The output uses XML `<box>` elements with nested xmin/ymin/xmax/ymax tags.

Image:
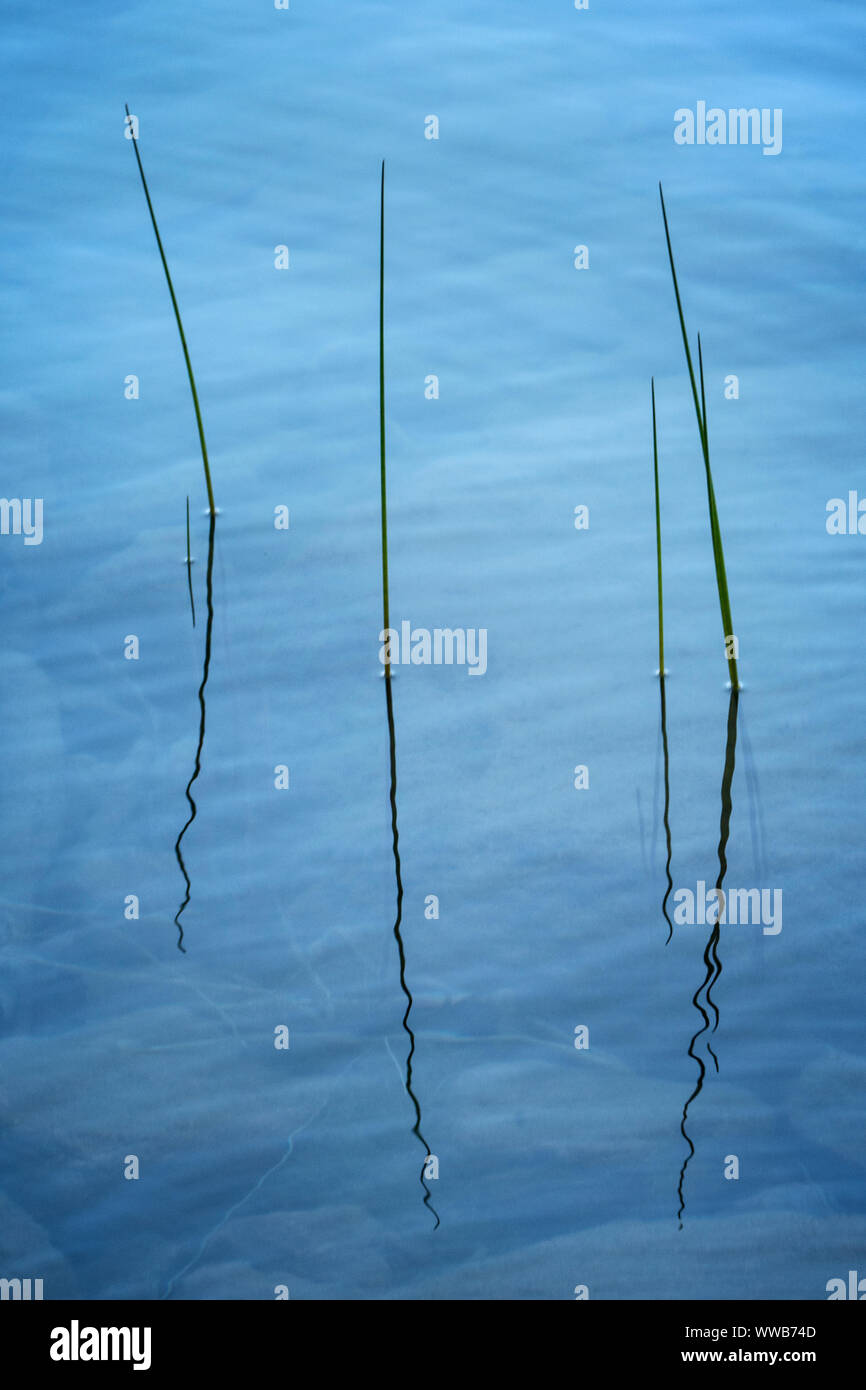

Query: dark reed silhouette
<box><xmin>384</xmin><ymin>674</ymin><xmax>439</xmax><ymax>1228</ymax></box>
<box><xmin>659</xmin><ymin>676</ymin><xmax>675</xmax><ymax>944</ymax></box>
<box><xmin>677</xmin><ymin>687</ymin><xmax>739</xmax><ymax>1225</ymax></box>
<box><xmin>378</xmin><ymin>161</ymin><xmax>439</xmax><ymax>1227</ymax></box>
<box><xmin>126</xmin><ymin>105</ymin><xmax>219</xmax><ymax>951</ymax></box>
<box><xmin>173</xmin><ymin>508</ymin><xmax>216</xmax><ymax>953</ymax></box>
<box><xmin>651</xmin><ymin>379</ymin><xmax>675</xmax><ymax>942</ymax></box>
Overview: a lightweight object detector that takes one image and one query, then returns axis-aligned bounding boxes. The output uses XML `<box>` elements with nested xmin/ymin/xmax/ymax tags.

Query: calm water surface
<box><xmin>1</xmin><ymin>0</ymin><xmax>864</xmax><ymax>1299</ymax></box>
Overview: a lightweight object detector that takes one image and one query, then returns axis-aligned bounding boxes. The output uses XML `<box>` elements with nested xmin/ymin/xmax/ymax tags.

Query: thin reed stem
<box><xmin>659</xmin><ymin>184</ymin><xmax>739</xmax><ymax>689</ymax></box>
<box><xmin>378</xmin><ymin>161</ymin><xmax>391</xmax><ymax>677</ymax></box>
<box><xmin>652</xmin><ymin>378</ymin><xmax>664</xmax><ymax>676</ymax></box>
<box><xmin>125</xmin><ymin>106</ymin><xmax>216</xmax><ymax>516</ymax></box>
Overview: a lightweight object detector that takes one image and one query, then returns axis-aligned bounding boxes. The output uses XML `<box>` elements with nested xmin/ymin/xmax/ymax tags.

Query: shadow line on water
<box><xmin>126</xmin><ymin>105</ymin><xmax>219</xmax><ymax>954</ymax></box>
<box><xmin>378</xmin><ymin>161</ymin><xmax>438</xmax><ymax>1228</ymax></box>
<box><xmin>173</xmin><ymin>509</ymin><xmax>216</xmax><ymax>954</ymax></box>
<box><xmin>659</xmin><ymin>675</ymin><xmax>674</xmax><ymax>944</ymax></box>
<box><xmin>384</xmin><ymin>673</ymin><xmax>440</xmax><ymax>1229</ymax></box>
<box><xmin>677</xmin><ymin>687</ymin><xmax>739</xmax><ymax>1226</ymax></box>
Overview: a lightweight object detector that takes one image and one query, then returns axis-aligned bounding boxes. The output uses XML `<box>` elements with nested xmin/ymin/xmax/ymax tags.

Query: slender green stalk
<box><xmin>377</xmin><ymin>163</ymin><xmax>437</xmax><ymax>1226</ymax></box>
<box><xmin>651</xmin><ymin>378</ymin><xmax>664</xmax><ymax>676</ymax></box>
<box><xmin>697</xmin><ymin>333</ymin><xmax>738</xmax><ymax>688</ymax></box>
<box><xmin>658</xmin><ymin>183</ymin><xmax>739</xmax><ymax>689</ymax></box>
<box><xmin>659</xmin><ymin>184</ymin><xmax>705</xmax><ymax>446</ymax></box>
<box><xmin>379</xmin><ymin>160</ymin><xmax>391</xmax><ymax>677</ymax></box>
<box><xmin>125</xmin><ymin>105</ymin><xmax>216</xmax><ymax>516</ymax></box>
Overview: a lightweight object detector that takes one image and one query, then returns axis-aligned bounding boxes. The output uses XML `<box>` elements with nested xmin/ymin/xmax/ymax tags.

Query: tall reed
<box><xmin>379</xmin><ymin>160</ymin><xmax>392</xmax><ymax>677</ymax></box>
<box><xmin>378</xmin><ymin>161</ymin><xmax>438</xmax><ymax>1227</ymax></box>
<box><xmin>652</xmin><ymin>385</ymin><xmax>674</xmax><ymax>941</ymax></box>
<box><xmin>658</xmin><ymin>183</ymin><xmax>739</xmax><ymax>690</ymax></box>
<box><xmin>651</xmin><ymin>378</ymin><xmax>664</xmax><ymax>676</ymax></box>
<box><xmin>125</xmin><ymin>106</ymin><xmax>216</xmax><ymax>515</ymax></box>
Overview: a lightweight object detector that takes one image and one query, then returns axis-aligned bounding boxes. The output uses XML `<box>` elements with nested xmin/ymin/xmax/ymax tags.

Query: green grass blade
<box><xmin>659</xmin><ymin>183</ymin><xmax>705</xmax><ymax>446</ymax></box>
<box><xmin>697</xmin><ymin>334</ymin><xmax>738</xmax><ymax>688</ymax></box>
<box><xmin>658</xmin><ymin>184</ymin><xmax>739</xmax><ymax>690</ymax></box>
<box><xmin>652</xmin><ymin>378</ymin><xmax>664</xmax><ymax>676</ymax></box>
<box><xmin>379</xmin><ymin>160</ymin><xmax>391</xmax><ymax>676</ymax></box>
<box><xmin>125</xmin><ymin>105</ymin><xmax>216</xmax><ymax>516</ymax></box>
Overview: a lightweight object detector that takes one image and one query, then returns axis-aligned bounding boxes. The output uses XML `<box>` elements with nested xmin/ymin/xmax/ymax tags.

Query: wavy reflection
<box><xmin>677</xmin><ymin>687</ymin><xmax>739</xmax><ymax>1226</ymax></box>
<box><xmin>378</xmin><ymin>160</ymin><xmax>437</xmax><ymax>1228</ymax></box>
<box><xmin>384</xmin><ymin>672</ymin><xmax>440</xmax><ymax>1228</ymax></box>
<box><xmin>173</xmin><ymin>508</ymin><xmax>216</xmax><ymax>953</ymax></box>
<box><xmin>659</xmin><ymin>676</ymin><xmax>674</xmax><ymax>944</ymax></box>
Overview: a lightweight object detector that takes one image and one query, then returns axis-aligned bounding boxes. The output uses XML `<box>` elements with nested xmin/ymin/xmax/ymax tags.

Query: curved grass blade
<box><xmin>126</xmin><ymin>106</ymin><xmax>218</xmax><ymax>951</ymax></box>
<box><xmin>125</xmin><ymin>105</ymin><xmax>216</xmax><ymax>515</ymax></box>
<box><xmin>652</xmin><ymin>378</ymin><xmax>664</xmax><ymax>677</ymax></box>
<box><xmin>659</xmin><ymin>184</ymin><xmax>738</xmax><ymax>690</ymax></box>
<box><xmin>379</xmin><ymin>161</ymin><xmax>391</xmax><ymax>674</ymax></box>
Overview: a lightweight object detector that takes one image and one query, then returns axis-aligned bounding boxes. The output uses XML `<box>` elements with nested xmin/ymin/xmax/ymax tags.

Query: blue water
<box><xmin>1</xmin><ymin>0</ymin><xmax>865</xmax><ymax>1299</ymax></box>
